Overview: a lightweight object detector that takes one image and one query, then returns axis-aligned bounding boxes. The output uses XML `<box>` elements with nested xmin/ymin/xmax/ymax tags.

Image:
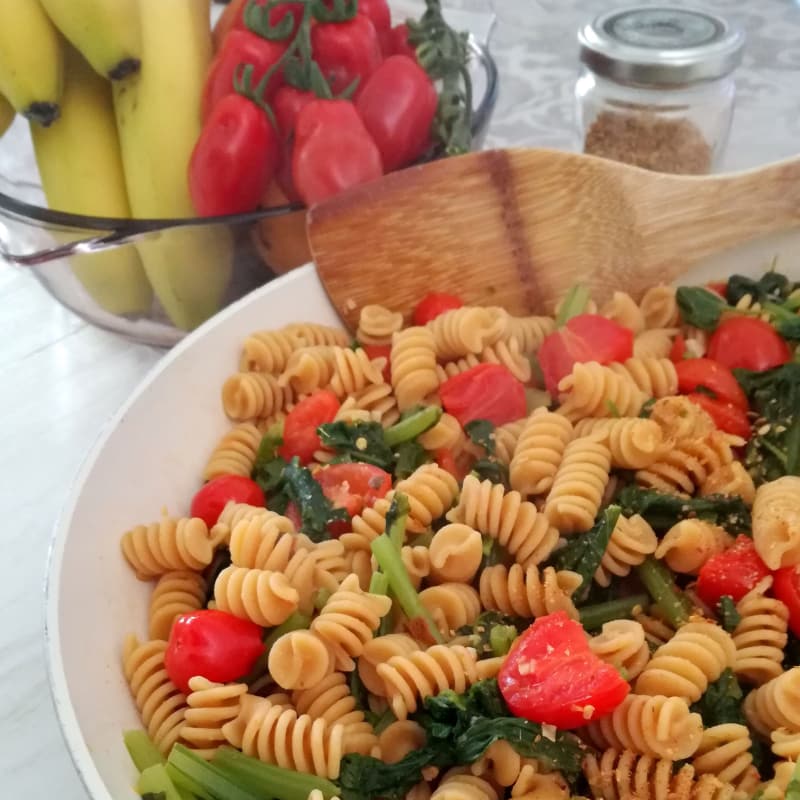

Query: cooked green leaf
<box><xmin>465</xmin><ymin>419</ymin><xmax>496</xmax><ymax>456</ymax></box>
<box><xmin>338</xmin><ymin>749</ymin><xmax>439</xmax><ymax>800</ymax></box>
<box><xmin>282</xmin><ymin>457</ymin><xmax>346</xmax><ymax>541</ymax></box>
<box><xmin>472</xmin><ymin>458</ymin><xmax>509</xmax><ymax>488</ymax></box>
<box><xmin>317</xmin><ymin>420</ymin><xmax>394</xmax><ymax>471</ymax></box>
<box><xmin>676</xmin><ymin>286</ymin><xmax>728</xmax><ymax>330</ymax></box>
<box><xmin>718</xmin><ymin>595</ymin><xmax>741</xmax><ymax>633</ymax></box>
<box><xmin>690</xmin><ymin>669</ymin><xmax>744</xmax><ymax>727</ymax></box>
<box><xmin>394</xmin><ymin>440</ymin><xmax>428</xmax><ymax>479</ymax></box>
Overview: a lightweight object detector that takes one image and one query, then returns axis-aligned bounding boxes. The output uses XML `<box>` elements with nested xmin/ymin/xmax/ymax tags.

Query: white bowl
<box><xmin>46</xmin><ymin>236</ymin><xmax>800</xmax><ymax>800</ymax></box>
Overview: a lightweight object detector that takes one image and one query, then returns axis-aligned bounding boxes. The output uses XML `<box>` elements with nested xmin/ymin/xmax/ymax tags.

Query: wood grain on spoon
<box><xmin>306</xmin><ymin>148</ymin><xmax>800</xmax><ymax>330</ymax></box>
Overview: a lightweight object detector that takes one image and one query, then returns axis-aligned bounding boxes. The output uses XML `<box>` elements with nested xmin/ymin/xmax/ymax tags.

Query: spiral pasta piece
<box><xmin>589</xmin><ymin>620</ymin><xmax>650</xmax><ymax>681</ymax></box>
<box><xmin>378</xmin><ymin>720</ymin><xmax>426</xmax><ymax>764</ymax></box>
<box><xmin>336</xmin><ymin>382</ymin><xmax>400</xmax><ymax>428</ymax></box>
<box><xmin>504</xmin><ymin>315</ymin><xmax>556</xmax><ymax>354</ymax></box>
<box><xmin>446</xmin><ymin>475</ymin><xmax>559</xmax><ymax>567</ymax></box>
<box><xmin>633</xmin><ymin>328</ymin><xmax>680</xmax><ymax>360</ymax></box>
<box><xmin>202</xmin><ymin>422</ymin><xmax>263</xmax><ymax>481</ymax></box>
<box><xmin>609</xmin><ymin>358</ymin><xmax>678</xmax><ymax>399</ymax></box>
<box><xmin>494</xmin><ymin>419</ymin><xmax>526</xmax><ymax>465</ymax></box>
<box><xmin>594</xmin><ymin>514</ymin><xmax>657</xmax><ymax>588</ymax></box>
<box><xmin>376</xmin><ymin>644</ymin><xmax>481</xmax><ymax>719</ymax></box>
<box><xmin>328</xmin><ymin>347</ymin><xmax>387</xmax><ymax>397</ymax></box>
<box><xmin>357</xmin><ymin>304</ymin><xmax>404</xmax><ymax>345</ymax></box>
<box><xmin>340</xmin><ymin>496</ymin><xmax>394</xmax><ymax>554</ymax></box>
<box><xmin>469</xmin><ymin>740</ymin><xmax>536</xmax><ymax>788</ymax></box>
<box><xmin>640</xmin><ymin>285</ymin><xmax>680</xmax><ymax>329</ymax></box>
<box><xmin>395</xmin><ymin>463</ymin><xmax>460</xmax><ymax>533</ymax></box>
<box><xmin>649</xmin><ymin>395</ymin><xmax>715</xmax><ymax>440</ymax></box>
<box><xmin>418</xmin><ymin>413</ymin><xmax>468</xmax><ymax>456</ymax></box>
<box><xmin>732</xmin><ymin>576</ymin><xmax>789</xmax><ymax>686</ymax></box>
<box><xmin>544</xmin><ymin>436</ymin><xmax>612</xmax><ymax>534</ymax></box>
<box><xmin>654</xmin><ymin>519</ymin><xmax>732</xmax><ymax>575</ymax></box>
<box><xmin>431</xmin><ymin>770</ymin><xmax>498</xmax><ymax>800</ymax></box>
<box><xmin>213</xmin><ymin>565</ymin><xmax>299</xmax><ymax>627</ymax></box>
<box><xmin>280</xmin><ymin>323</ymin><xmax>350</xmax><ymax>349</ymax></box>
<box><xmin>182</xmin><ymin>677</ymin><xmax>248</xmax><ymax>759</ymax></box>
<box><xmin>210</xmin><ymin>501</ymin><xmax>274</xmax><ymax>547</ymax></box>
<box><xmin>510</xmin><ymin>762</ymin><xmax>569</xmax><ymax>800</ymax></box>
<box><xmin>635</xmin><ymin>621</ymin><xmax>736</xmax><ymax>703</ymax></box>
<box><xmin>401</xmin><ymin>545</ymin><xmax>431</xmax><ymax>590</ymax></box>
<box><xmin>744</xmin><ymin>667</ymin><xmax>800</xmax><ymax>737</ymax></box>
<box><xmin>428</xmin><ymin>523</ymin><xmax>483</xmax><ymax>584</ymax></box>
<box><xmin>691</xmin><ymin>724</ymin><xmax>760</xmax><ymax>794</ymax></box>
<box><xmin>700</xmin><ymin>462</ymin><xmax>756</xmax><ymax>506</ymax></box>
<box><xmin>121</xmin><ymin>515</ymin><xmax>213</xmax><ymax>579</ymax></box>
<box><xmin>752</xmin><ymin>476</ymin><xmax>800</xmax><ymax>570</ymax></box>
<box><xmin>310</xmin><ymin>574</ymin><xmax>393</xmax><ymax>671</ymax></box>
<box><xmin>148</xmin><ymin>570</ymin><xmax>207</xmax><ymax>640</ymax></box>
<box><xmin>438</xmin><ymin>338</ymin><xmax>532</xmax><ymax>384</ymax></box>
<box><xmin>222</xmin><ymin>371</ymin><xmax>293</xmax><ymax>421</ymax></box>
<box><xmin>240</xmin><ymin>328</ymin><xmax>305</xmax><ymax>374</ymax></box>
<box><xmin>222</xmin><ymin>695</ymin><xmax>347</xmax><ymax>779</ymax></box>
<box><xmin>771</xmin><ymin>728</ymin><xmax>800</xmax><ymax>760</ymax></box>
<box><xmin>358</xmin><ymin>634</ymin><xmax>421</xmax><ymax>696</ymax></box>
<box><xmin>389</xmin><ymin>326</ymin><xmax>440</xmax><ymax>411</ymax></box>
<box><xmin>479</xmin><ymin>564</ymin><xmax>581</xmax><ymax>620</ymax></box>
<box><xmin>229</xmin><ymin>513</ymin><xmax>298</xmax><ymax>570</ymax></box>
<box><xmin>510</xmin><ymin>408</ymin><xmax>574</xmax><ymax>496</ymax></box>
<box><xmin>122</xmin><ymin>635</ymin><xmax>187</xmax><ymax>755</ymax></box>
<box><xmin>557</xmin><ymin>362</ymin><xmax>646</xmax><ymax>422</ymax></box>
<box><xmin>278</xmin><ymin>346</ymin><xmax>337</xmax><ymax>395</ymax></box>
<box><xmin>268</xmin><ymin>630</ymin><xmax>333</xmax><ymax>691</ymax></box>
<box><xmin>600</xmin><ymin>291</ymin><xmax>646</xmax><ymax>334</ymax></box>
<box><xmin>427</xmin><ymin>306</ymin><xmax>507</xmax><ymax>360</ymax></box>
<box><xmin>419</xmin><ymin>583</ymin><xmax>482</xmax><ymax>636</ymax></box>
<box><xmin>573</xmin><ymin>417</ymin><xmax>665</xmax><ymax>470</ymax></box>
<box><xmin>581</xmin><ymin>694</ymin><xmax>704</xmax><ymax>760</ymax></box>
<box><xmin>633</xmin><ymin>609</ymin><xmax>676</xmax><ymax>649</ymax></box>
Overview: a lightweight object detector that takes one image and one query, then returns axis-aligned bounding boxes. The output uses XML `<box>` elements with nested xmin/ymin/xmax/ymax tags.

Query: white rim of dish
<box><xmin>43</xmin><ymin>263</ymin><xmax>321</xmax><ymax>800</ymax></box>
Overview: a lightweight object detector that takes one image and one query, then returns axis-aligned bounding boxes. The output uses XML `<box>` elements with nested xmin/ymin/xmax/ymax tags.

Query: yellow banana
<box><xmin>40</xmin><ymin>0</ymin><xmax>142</xmax><ymax>80</ymax></box>
<box><xmin>0</xmin><ymin>0</ymin><xmax>62</xmax><ymax>126</ymax></box>
<box><xmin>31</xmin><ymin>46</ymin><xmax>152</xmax><ymax>315</ymax></box>
<box><xmin>114</xmin><ymin>0</ymin><xmax>232</xmax><ymax>331</ymax></box>
<box><xmin>0</xmin><ymin>90</ymin><xmax>14</xmax><ymax>138</ymax></box>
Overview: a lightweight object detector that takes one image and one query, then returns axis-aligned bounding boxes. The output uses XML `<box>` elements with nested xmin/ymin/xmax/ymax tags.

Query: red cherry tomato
<box><xmin>279</xmin><ymin>390</ymin><xmax>341</xmax><ymax>465</ymax></box>
<box><xmin>434</xmin><ymin>448</ymin><xmax>467</xmax><ymax>481</ymax></box>
<box><xmin>538</xmin><ymin>314</ymin><xmax>634</xmax><ymax>396</ymax></box>
<box><xmin>412</xmin><ymin>292</ymin><xmax>464</xmax><ymax>325</ymax></box>
<box><xmin>356</xmin><ymin>55</ymin><xmax>437</xmax><ymax>172</ymax></box>
<box><xmin>674</xmin><ymin>357</ymin><xmax>748</xmax><ymax>410</ymax></box>
<box><xmin>314</xmin><ymin>462</ymin><xmax>393</xmax><ymax>536</ymax></box>
<box><xmin>361</xmin><ymin>343</ymin><xmax>392</xmax><ymax>383</ymax></box>
<box><xmin>669</xmin><ymin>333</ymin><xmax>686</xmax><ymax>363</ymax></box>
<box><xmin>165</xmin><ymin>610</ymin><xmax>264</xmax><ymax>694</ymax></box>
<box><xmin>498</xmin><ymin>611</ymin><xmax>629</xmax><ymax>729</ymax></box>
<box><xmin>190</xmin><ymin>475</ymin><xmax>264</xmax><ymax>528</ymax></box>
<box><xmin>773</xmin><ymin>567</ymin><xmax>800</xmax><ymax>638</ymax></box>
<box><xmin>202</xmin><ymin>30</ymin><xmax>286</xmax><ymax>120</ymax></box>
<box><xmin>292</xmin><ymin>99</ymin><xmax>383</xmax><ymax>205</ymax></box>
<box><xmin>439</xmin><ymin>364</ymin><xmax>527</xmax><ymax>427</ymax></box>
<box><xmin>310</xmin><ymin>16</ymin><xmax>382</xmax><ymax>97</ymax></box>
<box><xmin>706</xmin><ymin>281</ymin><xmax>728</xmax><ymax>298</ymax></box>
<box><xmin>707</xmin><ymin>317</ymin><xmax>791</xmax><ymax>372</ymax></box>
<box><xmin>189</xmin><ymin>94</ymin><xmax>279</xmax><ymax>216</ymax></box>
<box><xmin>696</xmin><ymin>535</ymin><xmax>770</xmax><ymax>608</ymax></box>
<box><xmin>386</xmin><ymin>23</ymin><xmax>417</xmax><ymax>60</ymax></box>
<box><xmin>273</xmin><ymin>85</ymin><xmax>316</xmax><ymax>141</ymax></box>
<box><xmin>685</xmin><ymin>393</ymin><xmax>751</xmax><ymax>439</ymax></box>
<box><xmin>357</xmin><ymin>0</ymin><xmax>392</xmax><ymax>52</ymax></box>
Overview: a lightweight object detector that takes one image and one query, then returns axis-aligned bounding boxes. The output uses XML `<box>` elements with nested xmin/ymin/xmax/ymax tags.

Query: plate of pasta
<box><xmin>47</xmin><ymin>254</ymin><xmax>800</xmax><ymax>800</ymax></box>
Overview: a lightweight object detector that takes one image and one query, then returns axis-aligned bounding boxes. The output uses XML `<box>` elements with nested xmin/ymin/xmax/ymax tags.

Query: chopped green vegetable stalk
<box><xmin>124</xmin><ymin>729</ymin><xmax>165</xmax><ymax>773</ymax></box>
<box><xmin>137</xmin><ymin>764</ymin><xmax>184</xmax><ymax>800</ymax></box>
<box><xmin>243</xmin><ymin>611</ymin><xmax>311</xmax><ymax>686</ymax></box>
<box><xmin>168</xmin><ymin>745</ymin><xmax>261</xmax><ymax>800</ymax></box>
<box><xmin>578</xmin><ymin>593</ymin><xmax>650</xmax><ymax>631</ymax></box>
<box><xmin>555</xmin><ymin>284</ymin><xmax>591</xmax><ymax>327</ymax></box>
<box><xmin>635</xmin><ymin>557</ymin><xmax>692</xmax><ymax>628</ymax></box>
<box><xmin>372</xmin><ymin>532</ymin><xmax>443</xmax><ymax>644</ymax></box>
<box><xmin>718</xmin><ymin>595</ymin><xmax>741</xmax><ymax>633</ymax></box>
<box><xmin>314</xmin><ymin>587</ymin><xmax>333</xmax><ymax>610</ymax></box>
<box><xmin>489</xmin><ymin>624</ymin><xmax>518</xmax><ymax>657</ymax></box>
<box><xmin>213</xmin><ymin>747</ymin><xmax>339</xmax><ymax>800</ymax></box>
<box><xmin>676</xmin><ymin>286</ymin><xmax>728</xmax><ymax>330</ymax></box>
<box><xmin>369</xmin><ymin>572</ymin><xmax>390</xmax><ymax>595</ymax></box>
<box><xmin>385</xmin><ymin>493</ymin><xmax>410</xmax><ymax>550</ymax></box>
<box><xmin>384</xmin><ymin>405</ymin><xmax>441</xmax><ymax>447</ymax></box>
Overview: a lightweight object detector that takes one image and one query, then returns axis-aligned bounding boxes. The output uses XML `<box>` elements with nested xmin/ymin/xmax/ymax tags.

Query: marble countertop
<box><xmin>2</xmin><ymin>1</ymin><xmax>799</xmax><ymax>796</ymax></box>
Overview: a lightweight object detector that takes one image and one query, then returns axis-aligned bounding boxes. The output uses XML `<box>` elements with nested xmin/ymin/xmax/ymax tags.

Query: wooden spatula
<box><xmin>306</xmin><ymin>147</ymin><xmax>800</xmax><ymax>329</ymax></box>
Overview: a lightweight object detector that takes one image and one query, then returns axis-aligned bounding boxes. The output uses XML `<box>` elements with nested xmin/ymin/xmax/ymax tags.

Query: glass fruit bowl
<box><xmin>0</xmin><ymin>24</ymin><xmax>497</xmax><ymax>347</ymax></box>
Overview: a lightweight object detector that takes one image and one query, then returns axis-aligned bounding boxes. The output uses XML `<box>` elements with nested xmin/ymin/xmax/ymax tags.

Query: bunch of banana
<box><xmin>40</xmin><ymin>0</ymin><xmax>142</xmax><ymax>81</ymax></box>
<box><xmin>0</xmin><ymin>91</ymin><xmax>13</xmax><ymax>139</ymax></box>
<box><xmin>31</xmin><ymin>46</ymin><xmax>152</xmax><ymax>315</ymax></box>
<box><xmin>0</xmin><ymin>0</ymin><xmax>62</xmax><ymax>126</ymax></box>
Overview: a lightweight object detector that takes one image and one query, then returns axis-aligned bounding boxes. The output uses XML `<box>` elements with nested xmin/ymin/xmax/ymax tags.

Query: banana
<box><xmin>114</xmin><ymin>0</ymin><xmax>232</xmax><ymax>331</ymax></box>
<box><xmin>0</xmin><ymin>90</ymin><xmax>14</xmax><ymax>138</ymax></box>
<box><xmin>31</xmin><ymin>45</ymin><xmax>152</xmax><ymax>315</ymax></box>
<box><xmin>0</xmin><ymin>0</ymin><xmax>63</xmax><ymax>126</ymax></box>
<box><xmin>40</xmin><ymin>0</ymin><xmax>142</xmax><ymax>80</ymax></box>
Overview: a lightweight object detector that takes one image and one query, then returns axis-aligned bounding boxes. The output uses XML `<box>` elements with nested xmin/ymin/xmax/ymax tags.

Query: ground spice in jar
<box><xmin>583</xmin><ymin>110</ymin><xmax>713</xmax><ymax>175</ymax></box>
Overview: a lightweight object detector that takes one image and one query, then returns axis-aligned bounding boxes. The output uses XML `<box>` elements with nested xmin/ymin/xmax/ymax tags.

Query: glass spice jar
<box><xmin>575</xmin><ymin>6</ymin><xmax>745</xmax><ymax>175</ymax></box>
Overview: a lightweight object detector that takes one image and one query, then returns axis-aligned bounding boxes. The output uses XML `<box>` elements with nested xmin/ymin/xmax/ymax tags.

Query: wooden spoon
<box><xmin>306</xmin><ymin>147</ymin><xmax>800</xmax><ymax>329</ymax></box>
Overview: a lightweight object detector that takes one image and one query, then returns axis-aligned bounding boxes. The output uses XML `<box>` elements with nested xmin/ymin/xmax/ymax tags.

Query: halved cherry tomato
<box><xmin>685</xmin><ymin>393</ymin><xmax>751</xmax><ymax>439</ymax></box>
<box><xmin>773</xmin><ymin>567</ymin><xmax>800</xmax><ymax>638</ymax></box>
<box><xmin>190</xmin><ymin>475</ymin><xmax>264</xmax><ymax>528</ymax></box>
<box><xmin>362</xmin><ymin>343</ymin><xmax>392</xmax><ymax>382</ymax></box>
<box><xmin>434</xmin><ymin>448</ymin><xmax>467</xmax><ymax>482</ymax></box>
<box><xmin>695</xmin><ymin>535</ymin><xmax>770</xmax><ymax>608</ymax></box>
<box><xmin>165</xmin><ymin>610</ymin><xmax>264</xmax><ymax>694</ymax></box>
<box><xmin>278</xmin><ymin>390</ymin><xmax>341</xmax><ymax>464</ymax></box>
<box><xmin>439</xmin><ymin>364</ymin><xmax>527</xmax><ymax>427</ymax></box>
<box><xmin>412</xmin><ymin>292</ymin><xmax>464</xmax><ymax>326</ymax></box>
<box><xmin>311</xmin><ymin>16</ymin><xmax>383</xmax><ymax>97</ymax></box>
<box><xmin>314</xmin><ymin>462</ymin><xmax>393</xmax><ymax>536</ymax></box>
<box><xmin>707</xmin><ymin>317</ymin><xmax>791</xmax><ymax>372</ymax></box>
<box><xmin>538</xmin><ymin>314</ymin><xmax>633</xmax><ymax>396</ymax></box>
<box><xmin>706</xmin><ymin>281</ymin><xmax>728</xmax><ymax>298</ymax></box>
<box><xmin>356</xmin><ymin>55</ymin><xmax>437</xmax><ymax>171</ymax></box>
<box><xmin>386</xmin><ymin>23</ymin><xmax>417</xmax><ymax>60</ymax></box>
<box><xmin>674</xmin><ymin>358</ymin><xmax>748</xmax><ymax>410</ymax></box>
<box><xmin>189</xmin><ymin>94</ymin><xmax>280</xmax><ymax>216</ymax></box>
<box><xmin>498</xmin><ymin>611</ymin><xmax>629</xmax><ymax>729</ymax></box>
<box><xmin>669</xmin><ymin>333</ymin><xmax>686</xmax><ymax>363</ymax></box>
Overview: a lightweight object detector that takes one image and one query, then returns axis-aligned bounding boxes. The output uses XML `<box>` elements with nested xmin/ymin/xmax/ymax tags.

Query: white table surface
<box><xmin>2</xmin><ymin>1</ymin><xmax>799</xmax><ymax>797</ymax></box>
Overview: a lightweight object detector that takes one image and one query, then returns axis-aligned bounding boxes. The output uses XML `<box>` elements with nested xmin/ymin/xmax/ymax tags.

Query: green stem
<box><xmin>635</xmin><ymin>558</ymin><xmax>691</xmax><ymax>628</ymax></box>
<box><xmin>369</xmin><ymin>572</ymin><xmax>390</xmax><ymax>595</ymax></box>
<box><xmin>386</xmin><ymin>493</ymin><xmax>410</xmax><ymax>550</ymax></box>
<box><xmin>123</xmin><ymin>729</ymin><xmax>164</xmax><ymax>773</ymax></box>
<box><xmin>137</xmin><ymin>764</ymin><xmax>185</xmax><ymax>800</ymax></box>
<box><xmin>489</xmin><ymin>624</ymin><xmax>518</xmax><ymax>657</ymax></box>
<box><xmin>372</xmin><ymin>533</ymin><xmax>443</xmax><ymax>644</ymax></box>
<box><xmin>168</xmin><ymin>744</ymin><xmax>260</xmax><ymax>800</ymax></box>
<box><xmin>385</xmin><ymin>406</ymin><xmax>442</xmax><ymax>447</ymax></box>
<box><xmin>578</xmin><ymin>594</ymin><xmax>650</xmax><ymax>631</ymax></box>
<box><xmin>555</xmin><ymin>284</ymin><xmax>592</xmax><ymax>326</ymax></box>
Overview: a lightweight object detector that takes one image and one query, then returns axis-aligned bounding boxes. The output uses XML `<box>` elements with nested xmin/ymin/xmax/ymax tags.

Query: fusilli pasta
<box><xmin>391</xmin><ymin>326</ymin><xmax>440</xmax><ymax>411</ymax></box>
<box><xmin>182</xmin><ymin>676</ymin><xmax>247</xmax><ymax>760</ymax></box>
<box><xmin>589</xmin><ymin>620</ymin><xmax>650</xmax><ymax>681</ymax></box>
<box><xmin>594</xmin><ymin>514</ymin><xmax>657</xmax><ymax>587</ymax></box>
<box><xmin>148</xmin><ymin>570</ymin><xmax>206</xmax><ymax>640</ymax></box>
<box><xmin>121</xmin><ymin>515</ymin><xmax>213</xmax><ymax>579</ymax></box>
<box><xmin>202</xmin><ymin>422</ymin><xmax>263</xmax><ymax>480</ymax></box>
<box><xmin>357</xmin><ymin>304</ymin><xmax>404</xmax><ymax>345</ymax></box>
<box><xmin>268</xmin><ymin>630</ymin><xmax>333</xmax><ymax>691</ymax></box>
<box><xmin>510</xmin><ymin>408</ymin><xmax>574</xmax><ymax>496</ymax></box>
<box><xmin>752</xmin><ymin>476</ymin><xmax>800</xmax><ymax>570</ymax></box>
<box><xmin>654</xmin><ymin>519</ymin><xmax>732</xmax><ymax>575</ymax></box>
<box><xmin>427</xmin><ymin>523</ymin><xmax>483</xmax><ymax>584</ymax></box>
<box><xmin>557</xmin><ymin>361</ymin><xmax>646</xmax><ymax>421</ymax></box>
<box><xmin>479</xmin><ymin>564</ymin><xmax>581</xmax><ymax>620</ymax></box>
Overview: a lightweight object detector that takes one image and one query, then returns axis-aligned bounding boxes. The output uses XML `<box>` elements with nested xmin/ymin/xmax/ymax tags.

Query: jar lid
<box><xmin>578</xmin><ymin>6</ymin><xmax>745</xmax><ymax>86</ymax></box>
